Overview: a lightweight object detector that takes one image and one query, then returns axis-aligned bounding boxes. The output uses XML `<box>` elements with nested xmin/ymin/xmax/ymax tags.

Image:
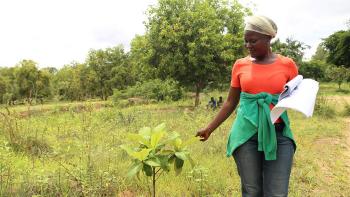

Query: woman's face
<box><xmin>244</xmin><ymin>30</ymin><xmax>271</xmax><ymax>59</ymax></box>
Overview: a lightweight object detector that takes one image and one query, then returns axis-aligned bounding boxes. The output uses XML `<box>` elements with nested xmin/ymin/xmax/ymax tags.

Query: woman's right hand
<box><xmin>195</xmin><ymin>128</ymin><xmax>212</xmax><ymax>142</ymax></box>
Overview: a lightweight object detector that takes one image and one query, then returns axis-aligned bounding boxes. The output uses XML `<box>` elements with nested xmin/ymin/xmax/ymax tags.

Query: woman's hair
<box><xmin>244</xmin><ymin>16</ymin><xmax>278</xmax><ymax>38</ymax></box>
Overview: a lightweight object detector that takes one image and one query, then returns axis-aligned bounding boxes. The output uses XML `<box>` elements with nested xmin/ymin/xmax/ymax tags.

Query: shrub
<box><xmin>120</xmin><ymin>123</ymin><xmax>196</xmax><ymax>197</ymax></box>
<box><xmin>314</xmin><ymin>95</ymin><xmax>336</xmax><ymax>118</ymax></box>
<box><xmin>112</xmin><ymin>79</ymin><xmax>184</xmax><ymax>103</ymax></box>
<box><xmin>299</xmin><ymin>61</ymin><xmax>326</xmax><ymax>81</ymax></box>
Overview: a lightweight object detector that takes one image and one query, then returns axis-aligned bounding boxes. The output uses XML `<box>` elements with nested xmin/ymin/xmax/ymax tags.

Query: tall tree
<box><xmin>311</xmin><ymin>44</ymin><xmax>328</xmax><ymax>62</ymax></box>
<box><xmin>325</xmin><ymin>65</ymin><xmax>349</xmax><ymax>89</ymax></box>
<box><xmin>129</xmin><ymin>35</ymin><xmax>157</xmax><ymax>82</ymax></box>
<box><xmin>299</xmin><ymin>60</ymin><xmax>328</xmax><ymax>81</ymax></box>
<box><xmin>271</xmin><ymin>38</ymin><xmax>310</xmax><ymax>65</ymax></box>
<box><xmin>146</xmin><ymin>0</ymin><xmax>249</xmax><ymax>106</ymax></box>
<box><xmin>53</xmin><ymin>62</ymin><xmax>93</xmax><ymax>101</ymax></box>
<box><xmin>0</xmin><ymin>67</ymin><xmax>19</xmax><ymax>104</ymax></box>
<box><xmin>86</xmin><ymin>45</ymin><xmax>130</xmax><ymax>100</ymax></box>
<box><xmin>15</xmin><ymin>60</ymin><xmax>40</xmax><ymax>104</ymax></box>
<box><xmin>323</xmin><ymin>30</ymin><xmax>350</xmax><ymax>68</ymax></box>
<box><xmin>53</xmin><ymin>65</ymin><xmax>76</xmax><ymax>100</ymax></box>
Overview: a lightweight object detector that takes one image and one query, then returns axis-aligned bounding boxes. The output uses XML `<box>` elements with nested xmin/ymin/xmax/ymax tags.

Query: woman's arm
<box><xmin>196</xmin><ymin>87</ymin><xmax>241</xmax><ymax>141</ymax></box>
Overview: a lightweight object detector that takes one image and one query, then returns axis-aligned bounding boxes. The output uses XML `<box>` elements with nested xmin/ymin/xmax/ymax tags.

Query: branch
<box><xmin>155</xmin><ymin>169</ymin><xmax>164</xmax><ymax>181</ymax></box>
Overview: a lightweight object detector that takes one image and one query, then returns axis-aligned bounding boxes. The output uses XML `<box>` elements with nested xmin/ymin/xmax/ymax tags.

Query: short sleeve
<box><xmin>230</xmin><ymin>61</ymin><xmax>241</xmax><ymax>88</ymax></box>
<box><xmin>288</xmin><ymin>59</ymin><xmax>298</xmax><ymax>81</ymax></box>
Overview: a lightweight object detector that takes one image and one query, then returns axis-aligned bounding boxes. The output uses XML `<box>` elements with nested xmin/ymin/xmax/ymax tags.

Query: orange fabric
<box><xmin>231</xmin><ymin>54</ymin><xmax>298</xmax><ymax>123</ymax></box>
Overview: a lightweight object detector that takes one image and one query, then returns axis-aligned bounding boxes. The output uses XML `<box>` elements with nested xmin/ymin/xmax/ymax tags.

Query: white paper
<box><xmin>270</xmin><ymin>77</ymin><xmax>319</xmax><ymax>124</ymax></box>
<box><xmin>278</xmin><ymin>75</ymin><xmax>303</xmax><ymax>101</ymax></box>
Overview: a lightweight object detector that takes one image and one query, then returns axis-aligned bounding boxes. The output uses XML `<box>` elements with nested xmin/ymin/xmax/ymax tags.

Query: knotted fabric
<box><xmin>226</xmin><ymin>92</ymin><xmax>294</xmax><ymax>160</ymax></box>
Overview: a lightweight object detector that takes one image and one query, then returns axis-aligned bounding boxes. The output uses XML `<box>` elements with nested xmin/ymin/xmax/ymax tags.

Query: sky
<box><xmin>0</xmin><ymin>0</ymin><xmax>349</xmax><ymax>69</ymax></box>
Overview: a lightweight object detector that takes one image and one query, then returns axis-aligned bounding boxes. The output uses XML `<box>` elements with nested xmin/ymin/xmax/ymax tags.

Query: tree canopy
<box><xmin>271</xmin><ymin>38</ymin><xmax>309</xmax><ymax>65</ymax></box>
<box><xmin>146</xmin><ymin>0</ymin><xmax>249</xmax><ymax>105</ymax></box>
<box><xmin>323</xmin><ymin>30</ymin><xmax>350</xmax><ymax>68</ymax></box>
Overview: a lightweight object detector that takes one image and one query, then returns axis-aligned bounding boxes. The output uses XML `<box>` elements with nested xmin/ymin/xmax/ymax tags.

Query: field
<box><xmin>0</xmin><ymin>82</ymin><xmax>350</xmax><ymax>196</ymax></box>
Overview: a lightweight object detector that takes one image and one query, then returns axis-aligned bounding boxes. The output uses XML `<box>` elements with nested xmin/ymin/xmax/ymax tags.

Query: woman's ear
<box><xmin>264</xmin><ymin>35</ymin><xmax>272</xmax><ymax>42</ymax></box>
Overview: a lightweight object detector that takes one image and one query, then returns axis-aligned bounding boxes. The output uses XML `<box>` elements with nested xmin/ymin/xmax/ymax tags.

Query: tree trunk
<box><xmin>152</xmin><ymin>167</ymin><xmax>156</xmax><ymax>197</ymax></box>
<box><xmin>195</xmin><ymin>83</ymin><xmax>201</xmax><ymax>107</ymax></box>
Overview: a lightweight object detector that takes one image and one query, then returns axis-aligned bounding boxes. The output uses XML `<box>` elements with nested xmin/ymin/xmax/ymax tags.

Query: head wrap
<box><xmin>244</xmin><ymin>16</ymin><xmax>278</xmax><ymax>38</ymax></box>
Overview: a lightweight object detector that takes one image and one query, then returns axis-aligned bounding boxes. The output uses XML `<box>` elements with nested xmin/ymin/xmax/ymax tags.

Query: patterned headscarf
<box><xmin>244</xmin><ymin>15</ymin><xmax>278</xmax><ymax>38</ymax></box>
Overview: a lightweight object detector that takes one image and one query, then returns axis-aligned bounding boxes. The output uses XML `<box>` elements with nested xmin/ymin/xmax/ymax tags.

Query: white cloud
<box><xmin>240</xmin><ymin>0</ymin><xmax>350</xmax><ymax>60</ymax></box>
<box><xmin>0</xmin><ymin>0</ymin><xmax>348</xmax><ymax>68</ymax></box>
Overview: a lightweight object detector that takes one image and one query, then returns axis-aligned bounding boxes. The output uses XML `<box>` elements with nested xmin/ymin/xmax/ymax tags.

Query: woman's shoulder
<box><xmin>234</xmin><ymin>56</ymin><xmax>251</xmax><ymax>66</ymax></box>
<box><xmin>276</xmin><ymin>54</ymin><xmax>296</xmax><ymax>65</ymax></box>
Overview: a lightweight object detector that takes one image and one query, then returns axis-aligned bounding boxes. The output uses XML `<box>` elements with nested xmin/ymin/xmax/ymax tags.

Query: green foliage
<box><xmin>314</xmin><ymin>95</ymin><xmax>336</xmax><ymax>118</ymax></box>
<box><xmin>120</xmin><ymin>123</ymin><xmax>196</xmax><ymax>196</ymax></box>
<box><xmin>14</xmin><ymin>60</ymin><xmax>52</xmax><ymax>104</ymax></box>
<box><xmin>323</xmin><ymin>30</ymin><xmax>350</xmax><ymax>68</ymax></box>
<box><xmin>271</xmin><ymin>38</ymin><xmax>310</xmax><ymax>65</ymax></box>
<box><xmin>129</xmin><ymin>35</ymin><xmax>157</xmax><ymax>82</ymax></box>
<box><xmin>299</xmin><ymin>60</ymin><xmax>328</xmax><ymax>81</ymax></box>
<box><xmin>146</xmin><ymin>0</ymin><xmax>249</xmax><ymax>106</ymax></box>
<box><xmin>311</xmin><ymin>44</ymin><xmax>329</xmax><ymax>62</ymax></box>
<box><xmin>0</xmin><ymin>61</ymin><xmax>53</xmax><ymax>105</ymax></box>
<box><xmin>0</xmin><ymin>84</ymin><xmax>349</xmax><ymax>196</ymax></box>
<box><xmin>325</xmin><ymin>65</ymin><xmax>350</xmax><ymax>89</ymax></box>
<box><xmin>86</xmin><ymin>45</ymin><xmax>133</xmax><ymax>100</ymax></box>
<box><xmin>53</xmin><ymin>62</ymin><xmax>95</xmax><ymax>101</ymax></box>
<box><xmin>112</xmin><ymin>79</ymin><xmax>184</xmax><ymax>103</ymax></box>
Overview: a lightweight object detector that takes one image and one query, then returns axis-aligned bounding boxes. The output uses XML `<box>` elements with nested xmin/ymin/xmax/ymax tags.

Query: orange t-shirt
<box><xmin>231</xmin><ymin>54</ymin><xmax>298</xmax><ymax>123</ymax></box>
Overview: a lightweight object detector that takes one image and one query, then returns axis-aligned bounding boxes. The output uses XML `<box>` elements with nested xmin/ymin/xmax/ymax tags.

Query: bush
<box><xmin>112</xmin><ymin>79</ymin><xmax>184</xmax><ymax>103</ymax></box>
<box><xmin>343</xmin><ymin>102</ymin><xmax>350</xmax><ymax>116</ymax></box>
<box><xmin>299</xmin><ymin>61</ymin><xmax>326</xmax><ymax>81</ymax></box>
<box><xmin>314</xmin><ymin>95</ymin><xmax>336</xmax><ymax>118</ymax></box>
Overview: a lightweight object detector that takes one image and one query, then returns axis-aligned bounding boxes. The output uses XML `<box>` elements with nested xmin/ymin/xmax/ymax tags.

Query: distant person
<box><xmin>217</xmin><ymin>96</ymin><xmax>223</xmax><ymax>107</ymax></box>
<box><xmin>196</xmin><ymin>15</ymin><xmax>298</xmax><ymax>196</ymax></box>
<box><xmin>207</xmin><ymin>97</ymin><xmax>217</xmax><ymax>110</ymax></box>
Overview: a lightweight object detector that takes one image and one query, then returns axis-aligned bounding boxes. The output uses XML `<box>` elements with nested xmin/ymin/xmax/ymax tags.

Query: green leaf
<box><xmin>139</xmin><ymin>127</ymin><xmax>151</xmax><ymax>138</ymax></box>
<box><xmin>126</xmin><ymin>133</ymin><xmax>150</xmax><ymax>147</ymax></box>
<box><xmin>143</xmin><ymin>164</ymin><xmax>153</xmax><ymax>177</ymax></box>
<box><xmin>173</xmin><ymin>138</ymin><xmax>183</xmax><ymax>150</ymax></box>
<box><xmin>132</xmin><ymin>148</ymin><xmax>152</xmax><ymax>161</ymax></box>
<box><xmin>158</xmin><ymin>155</ymin><xmax>170</xmax><ymax>171</ymax></box>
<box><xmin>162</xmin><ymin>132</ymin><xmax>180</xmax><ymax>144</ymax></box>
<box><xmin>144</xmin><ymin>157</ymin><xmax>161</xmax><ymax>167</ymax></box>
<box><xmin>174</xmin><ymin>157</ymin><xmax>184</xmax><ymax>175</ymax></box>
<box><xmin>160</xmin><ymin>149</ymin><xmax>174</xmax><ymax>155</ymax></box>
<box><xmin>153</xmin><ymin>123</ymin><xmax>166</xmax><ymax>133</ymax></box>
<box><xmin>120</xmin><ymin>145</ymin><xmax>152</xmax><ymax>161</ymax></box>
<box><xmin>127</xmin><ymin>162</ymin><xmax>143</xmax><ymax>178</ymax></box>
<box><xmin>119</xmin><ymin>145</ymin><xmax>135</xmax><ymax>157</ymax></box>
<box><xmin>175</xmin><ymin>152</ymin><xmax>187</xmax><ymax>161</ymax></box>
<box><xmin>151</xmin><ymin>129</ymin><xmax>165</xmax><ymax>148</ymax></box>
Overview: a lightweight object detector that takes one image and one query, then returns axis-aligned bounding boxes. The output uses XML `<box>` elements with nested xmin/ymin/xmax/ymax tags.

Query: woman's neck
<box><xmin>251</xmin><ymin>49</ymin><xmax>276</xmax><ymax>64</ymax></box>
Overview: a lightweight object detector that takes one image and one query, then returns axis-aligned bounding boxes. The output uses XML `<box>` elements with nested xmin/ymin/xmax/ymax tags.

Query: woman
<box><xmin>196</xmin><ymin>16</ymin><xmax>298</xmax><ymax>197</ymax></box>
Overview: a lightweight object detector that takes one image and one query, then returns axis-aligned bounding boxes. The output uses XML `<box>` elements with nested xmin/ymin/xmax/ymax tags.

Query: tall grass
<box><xmin>0</xmin><ymin>83</ymin><xmax>349</xmax><ymax>196</ymax></box>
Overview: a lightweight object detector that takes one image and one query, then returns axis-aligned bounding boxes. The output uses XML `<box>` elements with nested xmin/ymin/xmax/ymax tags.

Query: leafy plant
<box><xmin>120</xmin><ymin>123</ymin><xmax>196</xmax><ymax>197</ymax></box>
<box><xmin>112</xmin><ymin>79</ymin><xmax>184</xmax><ymax>103</ymax></box>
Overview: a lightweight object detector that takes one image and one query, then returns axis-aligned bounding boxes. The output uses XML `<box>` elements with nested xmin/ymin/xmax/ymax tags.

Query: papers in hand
<box><xmin>270</xmin><ymin>75</ymin><xmax>319</xmax><ymax>124</ymax></box>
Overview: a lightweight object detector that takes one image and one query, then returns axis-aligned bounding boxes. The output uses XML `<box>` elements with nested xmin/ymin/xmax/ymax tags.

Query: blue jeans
<box><xmin>233</xmin><ymin>125</ymin><xmax>294</xmax><ymax>197</ymax></box>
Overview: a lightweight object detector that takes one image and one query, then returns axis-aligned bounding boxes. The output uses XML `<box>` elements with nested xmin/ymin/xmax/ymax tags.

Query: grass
<box><xmin>0</xmin><ymin>83</ymin><xmax>349</xmax><ymax>196</ymax></box>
